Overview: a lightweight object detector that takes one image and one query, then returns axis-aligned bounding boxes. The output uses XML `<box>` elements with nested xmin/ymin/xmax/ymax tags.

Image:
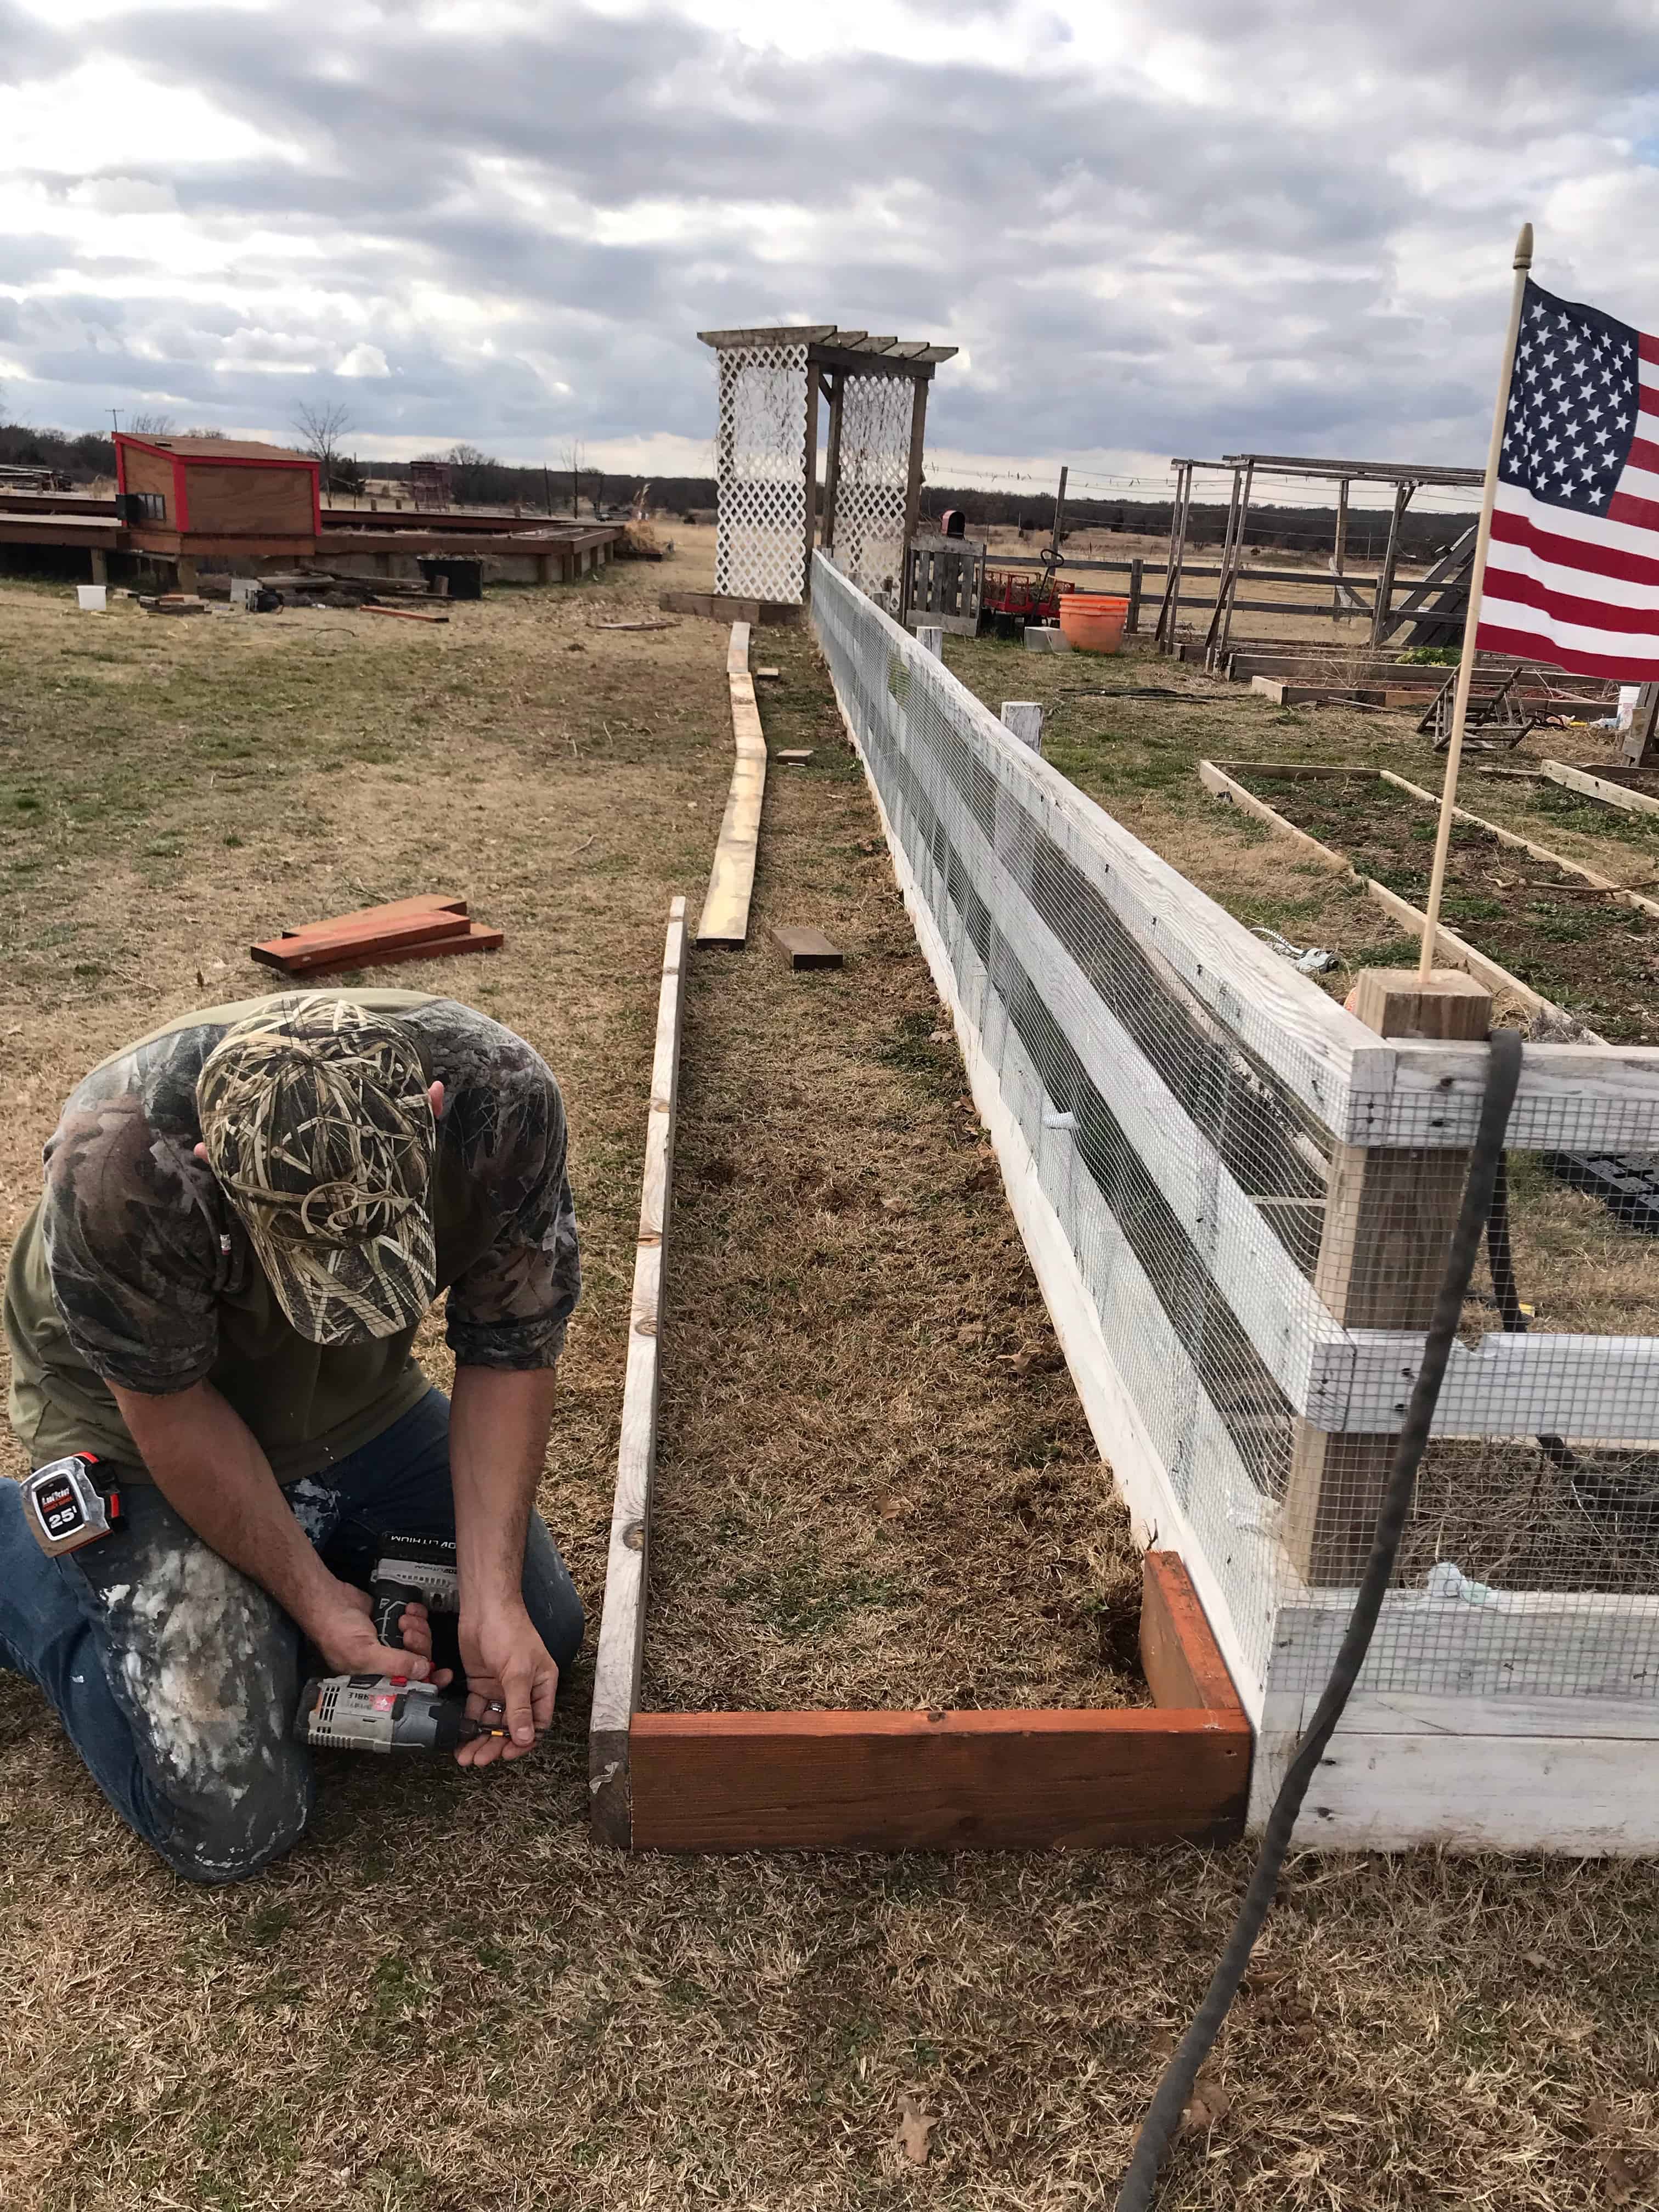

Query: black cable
<box><xmin>1113</xmin><ymin>1025</ymin><xmax>1523</xmax><ymax>2211</ymax></box>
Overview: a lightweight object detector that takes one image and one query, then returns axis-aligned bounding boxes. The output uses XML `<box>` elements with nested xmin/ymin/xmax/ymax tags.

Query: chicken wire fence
<box><xmin>811</xmin><ymin>550</ymin><xmax>1659</xmax><ymax>1715</ymax></box>
<box><xmin>713</xmin><ymin>340</ymin><xmax>810</xmax><ymax>605</ymax></box>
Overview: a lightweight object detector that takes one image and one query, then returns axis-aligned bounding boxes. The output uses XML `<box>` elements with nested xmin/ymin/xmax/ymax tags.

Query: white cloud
<box><xmin>2</xmin><ymin>0</ymin><xmax>1658</xmax><ymax>487</ymax></box>
<box><xmin>336</xmin><ymin>341</ymin><xmax>391</xmax><ymax>377</ymax></box>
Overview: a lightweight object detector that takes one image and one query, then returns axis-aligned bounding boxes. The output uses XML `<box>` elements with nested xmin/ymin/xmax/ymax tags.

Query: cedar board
<box><xmin>254</xmin><ymin>921</ymin><xmax>502</xmax><ymax>977</ymax></box>
<box><xmin>624</xmin><ymin>1553</ymin><xmax>1250</xmax><ymax>1853</ymax></box>
<box><xmin>251</xmin><ymin>907</ymin><xmax>472</xmax><ymax>970</ymax></box>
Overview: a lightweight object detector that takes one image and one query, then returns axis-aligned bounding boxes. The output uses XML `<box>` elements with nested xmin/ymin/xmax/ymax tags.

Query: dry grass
<box><xmin>2</xmin><ymin>561</ymin><xmax>1658</xmax><ymax>2211</ymax></box>
<box><xmin>648</xmin><ymin>618</ymin><xmax>1140</xmax><ymax>1713</ymax></box>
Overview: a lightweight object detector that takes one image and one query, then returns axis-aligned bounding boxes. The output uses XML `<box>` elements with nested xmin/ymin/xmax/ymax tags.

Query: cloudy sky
<box><xmin>3</xmin><ymin>0</ymin><xmax>1659</xmax><ymax>499</ymax></box>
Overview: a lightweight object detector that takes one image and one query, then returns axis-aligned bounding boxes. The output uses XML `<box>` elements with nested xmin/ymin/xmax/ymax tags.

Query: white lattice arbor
<box><xmin>697</xmin><ymin>325</ymin><xmax>957</xmax><ymax>613</ymax></box>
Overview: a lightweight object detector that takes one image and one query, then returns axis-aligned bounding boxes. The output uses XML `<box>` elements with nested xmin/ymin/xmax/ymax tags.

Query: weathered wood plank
<box><xmin>771</xmin><ymin>923</ymin><xmax>842</xmax><ymax>970</ymax></box>
<box><xmin>589</xmin><ymin>897</ymin><xmax>688</xmax><ymax>1847</ymax></box>
<box><xmin>1542</xmin><ymin>758</ymin><xmax>1659</xmax><ymax>818</ymax></box>
<box><xmin>695</xmin><ymin>625</ymin><xmax>769</xmax><ymax>949</ymax></box>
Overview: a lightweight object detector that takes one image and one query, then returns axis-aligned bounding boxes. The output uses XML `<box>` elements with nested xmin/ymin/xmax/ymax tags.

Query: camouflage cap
<box><xmin>196</xmin><ymin>993</ymin><xmax>437</xmax><ymax>1346</ymax></box>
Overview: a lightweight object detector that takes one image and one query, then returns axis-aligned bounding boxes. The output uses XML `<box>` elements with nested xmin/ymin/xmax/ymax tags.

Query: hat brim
<box><xmin>241</xmin><ymin>1208</ymin><xmax>437</xmax><ymax>1347</ymax></box>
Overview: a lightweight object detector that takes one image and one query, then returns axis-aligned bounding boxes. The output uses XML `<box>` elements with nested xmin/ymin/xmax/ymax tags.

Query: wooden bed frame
<box><xmin>587</xmin><ymin>874</ymin><xmax>1252</xmax><ymax>1854</ymax></box>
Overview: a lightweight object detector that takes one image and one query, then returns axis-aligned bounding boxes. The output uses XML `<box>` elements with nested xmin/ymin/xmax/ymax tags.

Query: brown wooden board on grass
<box><xmin>275</xmin><ymin>894</ymin><xmax>467</xmax><ymax>941</ymax></box>
<box><xmin>251</xmin><ymin>906</ymin><xmax>503</xmax><ymax>978</ymax></box>
<box><xmin>624</xmin><ymin>1554</ymin><xmax>1250</xmax><ymax>1853</ymax></box>
<box><xmin>303</xmin><ymin>920</ymin><xmax>503</xmax><ymax>975</ymax></box>
<box><xmin>771</xmin><ymin>923</ymin><xmax>843</xmax><ymax>970</ymax></box>
<box><xmin>659</xmin><ymin>590</ymin><xmax>803</xmax><ymax>625</ymax></box>
<box><xmin>363</xmin><ymin>603</ymin><xmax>449</xmax><ymax>624</ymax></box>
<box><xmin>775</xmin><ymin>748</ymin><xmax>814</xmax><ymax>764</ymax></box>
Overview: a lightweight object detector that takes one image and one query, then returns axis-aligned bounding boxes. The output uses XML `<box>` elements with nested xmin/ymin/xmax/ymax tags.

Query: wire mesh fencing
<box><xmin>811</xmin><ymin>550</ymin><xmax>1659</xmax><ymax>1717</ymax></box>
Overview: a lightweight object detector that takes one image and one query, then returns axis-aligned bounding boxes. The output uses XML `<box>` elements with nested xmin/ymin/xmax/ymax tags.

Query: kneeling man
<box><xmin>1</xmin><ymin>989</ymin><xmax>584</xmax><ymax>1882</ymax></box>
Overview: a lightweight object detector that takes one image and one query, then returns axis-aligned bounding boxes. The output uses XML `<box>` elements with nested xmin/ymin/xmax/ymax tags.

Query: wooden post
<box><xmin>821</xmin><ymin>372</ymin><xmax>844</xmax><ymax>554</ymax></box>
<box><xmin>1282</xmin><ymin>968</ymin><xmax>1493</xmax><ymax>1582</ymax></box>
<box><xmin>1622</xmin><ymin>683</ymin><xmax>1659</xmax><ymax>768</ymax></box>
<box><xmin>802</xmin><ymin>357</ymin><xmax>820</xmax><ymax>600</ymax></box>
<box><xmin>1203</xmin><ymin>465</ymin><xmax>1243</xmax><ymax>668</ymax></box>
<box><xmin>88</xmin><ymin>548</ymin><xmax>108</xmax><ymax>584</ymax></box>
<box><xmin>1000</xmin><ymin>701</ymin><xmax>1043</xmax><ymax>754</ymax></box>
<box><xmin>1331</xmin><ymin>477</ymin><xmax>1350</xmax><ymax>619</ymax></box>
<box><xmin>1369</xmin><ymin>479</ymin><xmax>1413</xmax><ymax>647</ymax></box>
<box><xmin>1212</xmin><ymin>459</ymin><xmax>1255</xmax><ymax>665</ymax></box>
<box><xmin>917</xmin><ymin>624</ymin><xmax>943</xmax><ymax>659</ymax></box>
<box><xmin>898</xmin><ymin>374</ymin><xmax>929</xmax><ymax>626</ymax></box>
<box><xmin>1126</xmin><ymin>556</ymin><xmax>1144</xmax><ymax>636</ymax></box>
<box><xmin>1156</xmin><ymin>462</ymin><xmax>1192</xmax><ymax>651</ymax></box>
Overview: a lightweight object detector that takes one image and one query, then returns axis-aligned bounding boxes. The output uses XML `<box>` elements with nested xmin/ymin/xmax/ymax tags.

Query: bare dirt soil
<box><xmin>2</xmin><ymin>561</ymin><xmax>1657</xmax><ymax>2211</ymax></box>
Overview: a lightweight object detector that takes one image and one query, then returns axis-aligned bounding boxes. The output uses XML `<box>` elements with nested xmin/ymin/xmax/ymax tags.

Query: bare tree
<box><xmin>126</xmin><ymin>410</ymin><xmax>174</xmax><ymax>437</ymax></box>
<box><xmin>559</xmin><ymin>439</ymin><xmax>585</xmax><ymax>520</ymax></box>
<box><xmin>291</xmin><ymin>399</ymin><xmax>354</xmax><ymax>492</ymax></box>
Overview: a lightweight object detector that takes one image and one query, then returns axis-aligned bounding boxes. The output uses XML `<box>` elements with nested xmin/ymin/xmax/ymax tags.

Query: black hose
<box><xmin>1113</xmin><ymin>1025</ymin><xmax>1523</xmax><ymax>2211</ymax></box>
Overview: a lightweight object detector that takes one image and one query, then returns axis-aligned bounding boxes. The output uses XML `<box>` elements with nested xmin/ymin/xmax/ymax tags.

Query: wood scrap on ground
<box><xmin>250</xmin><ymin>892</ymin><xmax>501</xmax><ymax>977</ymax></box>
<box><xmin>776</xmin><ymin>748</ymin><xmax>814</xmax><ymax>764</ymax></box>
<box><xmin>771</xmin><ymin>923</ymin><xmax>842</xmax><ymax>970</ymax></box>
<box><xmin>360</xmin><ymin>604</ymin><xmax>450</xmax><ymax>624</ymax></box>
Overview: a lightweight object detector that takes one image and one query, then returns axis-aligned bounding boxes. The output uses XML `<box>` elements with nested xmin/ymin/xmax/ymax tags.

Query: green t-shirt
<box><xmin>5</xmin><ymin>990</ymin><xmax>580</xmax><ymax>1482</ymax></box>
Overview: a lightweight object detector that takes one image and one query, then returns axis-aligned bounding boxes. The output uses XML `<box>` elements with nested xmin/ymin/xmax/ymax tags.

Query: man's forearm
<box><xmin>448</xmin><ymin>1365</ymin><xmax>559</xmax><ymax>1613</ymax></box>
<box><xmin>108</xmin><ymin>1379</ymin><xmax>343</xmax><ymax>1640</ymax></box>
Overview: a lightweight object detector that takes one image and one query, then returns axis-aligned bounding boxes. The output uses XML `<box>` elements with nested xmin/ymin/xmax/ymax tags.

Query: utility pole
<box><xmin>544</xmin><ymin>465</ymin><xmax>553</xmax><ymax>518</ymax></box>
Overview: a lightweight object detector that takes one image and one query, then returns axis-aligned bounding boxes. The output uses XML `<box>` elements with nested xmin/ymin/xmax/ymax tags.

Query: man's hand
<box><xmin>457</xmin><ymin>1600</ymin><xmax>558</xmax><ymax>1767</ymax></box>
<box><xmin>310</xmin><ymin>1580</ymin><xmax>452</xmax><ymax>1688</ymax></box>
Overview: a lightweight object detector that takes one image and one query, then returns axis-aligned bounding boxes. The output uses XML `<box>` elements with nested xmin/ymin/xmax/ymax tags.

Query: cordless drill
<box><xmin>293</xmin><ymin>1672</ymin><xmax>501</xmax><ymax>1753</ymax></box>
<box><xmin>294</xmin><ymin>1532</ymin><xmax>503</xmax><ymax>1755</ymax></box>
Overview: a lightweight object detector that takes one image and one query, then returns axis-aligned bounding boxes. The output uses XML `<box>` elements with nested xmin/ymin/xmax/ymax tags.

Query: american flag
<box><xmin>1477</xmin><ymin>278</ymin><xmax>1659</xmax><ymax>679</ymax></box>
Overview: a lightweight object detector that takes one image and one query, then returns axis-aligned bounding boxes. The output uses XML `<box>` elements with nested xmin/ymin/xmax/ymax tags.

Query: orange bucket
<box><xmin>1057</xmin><ymin>592</ymin><xmax>1128</xmax><ymax>654</ymax></box>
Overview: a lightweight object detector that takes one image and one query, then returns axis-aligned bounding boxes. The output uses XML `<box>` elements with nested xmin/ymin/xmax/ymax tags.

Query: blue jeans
<box><xmin>0</xmin><ymin>1387</ymin><xmax>583</xmax><ymax>1884</ymax></box>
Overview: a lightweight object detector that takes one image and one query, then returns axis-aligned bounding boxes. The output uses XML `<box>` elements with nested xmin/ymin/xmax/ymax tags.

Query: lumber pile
<box><xmin>250</xmin><ymin>894</ymin><xmax>502</xmax><ymax>978</ymax></box>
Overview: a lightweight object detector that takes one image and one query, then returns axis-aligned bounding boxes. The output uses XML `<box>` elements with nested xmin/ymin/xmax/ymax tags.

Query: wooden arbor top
<box><xmin>697</xmin><ymin>326</ymin><xmax>957</xmax><ymax>379</ymax></box>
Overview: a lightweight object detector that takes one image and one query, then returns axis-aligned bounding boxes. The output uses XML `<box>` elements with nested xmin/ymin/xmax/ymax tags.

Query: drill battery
<box><xmin>370</xmin><ymin>1532</ymin><xmax>460</xmax><ymax>1668</ymax></box>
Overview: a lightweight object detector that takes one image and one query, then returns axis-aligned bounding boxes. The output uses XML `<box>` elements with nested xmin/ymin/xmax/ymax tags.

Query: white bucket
<box><xmin>76</xmin><ymin>584</ymin><xmax>107</xmax><ymax>612</ymax></box>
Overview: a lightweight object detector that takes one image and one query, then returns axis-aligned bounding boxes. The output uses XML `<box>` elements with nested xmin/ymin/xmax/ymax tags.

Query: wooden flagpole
<box><xmin>1417</xmin><ymin>221</ymin><xmax>1534</xmax><ymax>983</ymax></box>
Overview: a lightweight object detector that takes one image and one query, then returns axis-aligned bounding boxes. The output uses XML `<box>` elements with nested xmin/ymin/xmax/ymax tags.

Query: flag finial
<box><xmin>1515</xmin><ymin>222</ymin><xmax>1534</xmax><ymax>270</ymax></box>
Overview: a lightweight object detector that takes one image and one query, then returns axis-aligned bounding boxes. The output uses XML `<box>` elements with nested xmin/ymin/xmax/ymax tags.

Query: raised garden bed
<box><xmin>1204</xmin><ymin>761</ymin><xmax>1659</xmax><ymax>1043</ymax></box>
<box><xmin>587</xmin><ymin>628</ymin><xmax>1254</xmax><ymax>1853</ymax></box>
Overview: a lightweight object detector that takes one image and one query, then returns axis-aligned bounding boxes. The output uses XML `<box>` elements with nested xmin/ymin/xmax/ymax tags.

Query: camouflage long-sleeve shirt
<box><xmin>5</xmin><ymin>990</ymin><xmax>582</xmax><ymax>1481</ymax></box>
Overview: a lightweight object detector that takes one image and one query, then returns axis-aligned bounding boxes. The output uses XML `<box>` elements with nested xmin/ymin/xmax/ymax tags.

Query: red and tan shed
<box><xmin>114</xmin><ymin>435</ymin><xmax>321</xmax><ymax>582</ymax></box>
